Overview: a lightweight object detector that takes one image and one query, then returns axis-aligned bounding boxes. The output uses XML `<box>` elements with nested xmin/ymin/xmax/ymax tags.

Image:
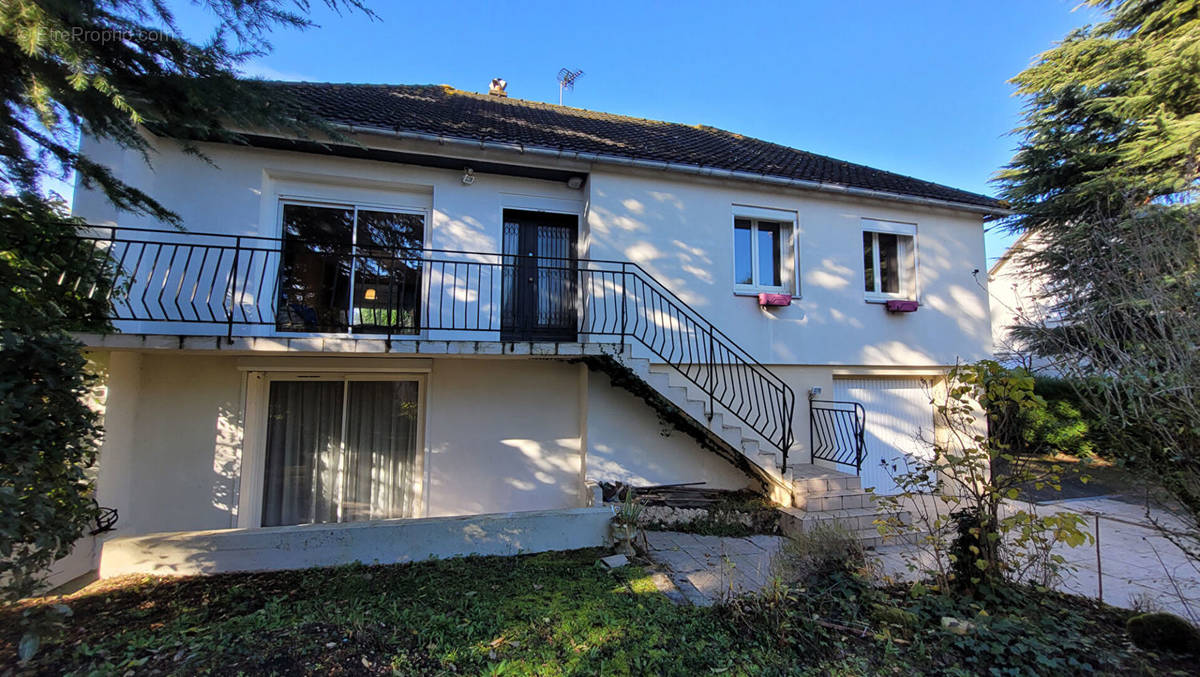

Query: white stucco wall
<box><xmin>583</xmin><ymin>169</ymin><xmax>992</xmax><ymax>368</ymax></box>
<box><xmin>584</xmin><ymin>369</ymin><xmax>751</xmax><ymax>490</ymax></box>
<box><xmin>99</xmin><ymin>507</ymin><xmax>614</xmax><ymax>578</ymax></box>
<box><xmin>73</xmin><ymin>135</ymin><xmax>991</xmax><ymax>369</ymax></box>
<box><xmin>72</xmin><ymin>135</ymin><xmax>584</xmax><ymax>255</ymax></box>
<box><xmin>424</xmin><ymin>358</ymin><xmax>584</xmax><ymax>516</ymax></box>
<box><xmin>988</xmin><ymin>232</ymin><xmax>1058</xmax><ymax>370</ymax></box>
<box><xmin>94</xmin><ymin>353</ymin><xmax>244</xmax><ymax>536</ymax></box>
<box><xmin>82</xmin><ymin>351</ymin><xmax>756</xmax><ymax>546</ymax></box>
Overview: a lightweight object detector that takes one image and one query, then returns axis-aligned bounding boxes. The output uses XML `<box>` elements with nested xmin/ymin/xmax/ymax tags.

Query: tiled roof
<box><xmin>259</xmin><ymin>81</ymin><xmax>1004</xmax><ymax>212</ymax></box>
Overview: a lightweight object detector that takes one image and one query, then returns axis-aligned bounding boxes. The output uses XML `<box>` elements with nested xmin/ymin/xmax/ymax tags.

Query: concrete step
<box><xmin>642</xmin><ymin>359</ymin><xmax>783</xmax><ymax>455</ymax></box>
<box><xmin>777</xmin><ymin>508</ymin><xmax>922</xmax><ymax>548</ymax></box>
<box><xmin>614</xmin><ymin>353</ymin><xmax>789</xmax><ymax>484</ymax></box>
<box><xmin>625</xmin><ymin>357</ymin><xmax>653</xmax><ymax>379</ymax></box>
<box><xmin>793</xmin><ymin>490</ymin><xmax>876</xmax><ymax>512</ymax></box>
<box><xmin>790</xmin><ymin>471</ymin><xmax>862</xmax><ymax>495</ymax></box>
<box><xmin>757</xmin><ymin>450</ymin><xmax>779</xmax><ymax>470</ymax></box>
<box><xmin>779</xmin><ymin>506</ymin><xmax>913</xmax><ymax>534</ymax></box>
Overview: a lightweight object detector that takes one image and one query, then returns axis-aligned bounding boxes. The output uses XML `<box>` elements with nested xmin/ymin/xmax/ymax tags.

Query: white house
<box><xmin>988</xmin><ymin>231</ymin><xmax>1061</xmax><ymax>371</ymax></box>
<box><xmin>55</xmin><ymin>80</ymin><xmax>1004</xmax><ymax>581</ymax></box>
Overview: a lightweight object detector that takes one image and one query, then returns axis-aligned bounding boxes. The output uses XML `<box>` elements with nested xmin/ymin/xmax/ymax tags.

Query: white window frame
<box><xmin>731</xmin><ymin>205</ymin><xmax>800</xmax><ymax>296</ymax></box>
<box><xmin>237</xmin><ymin>369</ymin><xmax>428</xmax><ymax>528</ymax></box>
<box><xmin>861</xmin><ymin>218</ymin><xmax>918</xmax><ymax>302</ymax></box>
<box><xmin>274</xmin><ymin>198</ymin><xmax>430</xmax><ymax>338</ymax></box>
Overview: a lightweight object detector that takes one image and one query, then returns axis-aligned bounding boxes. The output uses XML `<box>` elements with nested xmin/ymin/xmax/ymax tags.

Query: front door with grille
<box><xmin>501</xmin><ymin>210</ymin><xmax>578</xmax><ymax>341</ymax></box>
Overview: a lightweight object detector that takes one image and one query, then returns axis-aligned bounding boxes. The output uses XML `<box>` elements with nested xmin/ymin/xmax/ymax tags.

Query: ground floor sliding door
<box><xmin>260</xmin><ymin>376</ymin><xmax>421</xmax><ymax>527</ymax></box>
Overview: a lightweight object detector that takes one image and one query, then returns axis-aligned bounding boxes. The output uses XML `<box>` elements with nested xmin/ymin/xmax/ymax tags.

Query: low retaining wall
<box><xmin>99</xmin><ymin>507</ymin><xmax>615</xmax><ymax>578</ymax></box>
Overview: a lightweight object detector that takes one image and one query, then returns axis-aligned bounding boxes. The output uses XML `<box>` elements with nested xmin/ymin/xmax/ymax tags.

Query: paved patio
<box><xmin>644</xmin><ymin>498</ymin><xmax>1200</xmax><ymax>618</ymax></box>
<box><xmin>873</xmin><ymin>496</ymin><xmax>1200</xmax><ymax>618</ymax></box>
<box><xmin>642</xmin><ymin>531</ymin><xmax>784</xmax><ymax>606</ymax></box>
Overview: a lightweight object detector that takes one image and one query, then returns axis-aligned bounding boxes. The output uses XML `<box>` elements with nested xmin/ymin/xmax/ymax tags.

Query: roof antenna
<box><xmin>557</xmin><ymin>68</ymin><xmax>584</xmax><ymax>105</ymax></box>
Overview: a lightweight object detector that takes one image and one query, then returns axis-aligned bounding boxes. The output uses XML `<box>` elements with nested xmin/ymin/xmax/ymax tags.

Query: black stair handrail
<box><xmin>809</xmin><ymin>398</ymin><xmax>865</xmax><ymax>474</ymax></box>
<box><xmin>59</xmin><ymin>225</ymin><xmax>796</xmax><ymax>465</ymax></box>
<box><xmin>613</xmin><ymin>260</ymin><xmax>796</xmax><ymax>467</ymax></box>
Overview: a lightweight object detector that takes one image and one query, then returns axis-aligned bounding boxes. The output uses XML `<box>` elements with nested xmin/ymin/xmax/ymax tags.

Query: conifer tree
<box><xmin>998</xmin><ymin>0</ymin><xmax>1200</xmax><ymax>557</ymax></box>
<box><xmin>0</xmin><ymin>0</ymin><xmax>372</xmax><ymax>605</ymax></box>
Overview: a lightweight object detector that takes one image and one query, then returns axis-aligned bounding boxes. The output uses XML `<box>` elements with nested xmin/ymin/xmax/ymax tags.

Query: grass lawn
<box><xmin>1</xmin><ymin>549</ymin><xmax>749</xmax><ymax>676</ymax></box>
<box><xmin>1</xmin><ymin>548</ymin><xmax>1193</xmax><ymax>675</ymax></box>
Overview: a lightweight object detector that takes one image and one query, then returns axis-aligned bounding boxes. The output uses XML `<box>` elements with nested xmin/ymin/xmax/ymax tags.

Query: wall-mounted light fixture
<box><xmin>566</xmin><ymin>176</ymin><xmax>584</xmax><ymax>190</ymax></box>
<box><xmin>461</xmin><ymin>168</ymin><xmax>476</xmax><ymax>186</ymax></box>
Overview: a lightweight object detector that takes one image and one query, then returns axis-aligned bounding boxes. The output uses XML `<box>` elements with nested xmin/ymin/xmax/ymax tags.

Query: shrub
<box><xmin>773</xmin><ymin>523</ymin><xmax>868</xmax><ymax>584</ymax></box>
<box><xmin>1021</xmin><ymin>378</ymin><xmax>1099</xmax><ymax>458</ymax></box>
<box><xmin>988</xmin><ymin>372</ymin><xmax>1100</xmax><ymax>459</ymax></box>
<box><xmin>947</xmin><ymin>507</ymin><xmax>997</xmax><ymax>588</ymax></box>
<box><xmin>1126</xmin><ymin>612</ymin><xmax>1200</xmax><ymax>655</ymax></box>
<box><xmin>874</xmin><ymin>361</ymin><xmax>1093</xmax><ymax>595</ymax></box>
<box><xmin>0</xmin><ymin>330</ymin><xmax>102</xmax><ymax>604</ymax></box>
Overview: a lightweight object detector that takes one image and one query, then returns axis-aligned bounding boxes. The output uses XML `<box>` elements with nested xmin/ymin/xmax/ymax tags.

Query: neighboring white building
<box><xmin>57</xmin><ymin>81</ymin><xmax>1005</xmax><ymax>580</ymax></box>
<box><xmin>988</xmin><ymin>231</ymin><xmax>1058</xmax><ymax>371</ymax></box>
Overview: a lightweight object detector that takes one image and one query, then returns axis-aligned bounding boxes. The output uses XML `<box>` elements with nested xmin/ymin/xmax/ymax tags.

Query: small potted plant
<box><xmin>611</xmin><ymin>488</ymin><xmax>644</xmax><ymax>556</ymax></box>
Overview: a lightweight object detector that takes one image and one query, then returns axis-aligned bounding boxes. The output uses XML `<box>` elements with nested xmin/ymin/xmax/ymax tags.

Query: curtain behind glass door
<box><xmin>261</xmin><ymin>379</ymin><xmax>419</xmax><ymax>527</ymax></box>
<box><xmin>261</xmin><ymin>380</ymin><xmax>344</xmax><ymax>527</ymax></box>
<box><xmin>341</xmin><ymin>380</ymin><xmax>419</xmax><ymax>521</ymax></box>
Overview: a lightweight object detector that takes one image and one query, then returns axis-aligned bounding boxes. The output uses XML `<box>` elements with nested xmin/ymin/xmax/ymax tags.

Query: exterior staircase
<box><xmin>585</xmin><ymin>345</ymin><xmax>914</xmax><ymax>546</ymax></box>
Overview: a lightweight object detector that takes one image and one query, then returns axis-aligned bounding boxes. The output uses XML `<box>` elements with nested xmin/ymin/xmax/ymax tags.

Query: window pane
<box><xmin>342</xmin><ymin>380</ymin><xmax>419</xmax><ymax>521</ymax></box>
<box><xmin>734</xmin><ymin>219</ymin><xmax>753</xmax><ymax>285</ymax></box>
<box><xmin>756</xmin><ymin>222</ymin><xmax>782</xmax><ymax>287</ymax></box>
<box><xmin>277</xmin><ymin>204</ymin><xmax>353</xmax><ymax>332</ymax></box>
<box><xmin>261</xmin><ymin>380</ymin><xmax>344</xmax><ymax>527</ymax></box>
<box><xmin>863</xmin><ymin>232</ymin><xmax>875</xmax><ymax>293</ymax></box>
<box><xmin>536</xmin><ymin>224</ymin><xmax>574</xmax><ymax>330</ymax></box>
<box><xmin>878</xmin><ymin>232</ymin><xmax>900</xmax><ymax>294</ymax></box>
<box><xmin>353</xmin><ymin>211</ymin><xmax>424</xmax><ymax>334</ymax></box>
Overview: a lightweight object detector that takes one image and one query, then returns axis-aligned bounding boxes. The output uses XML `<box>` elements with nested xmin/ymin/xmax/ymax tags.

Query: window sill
<box><xmin>864</xmin><ymin>295</ymin><xmax>916</xmax><ymax>304</ymax></box>
<box><xmin>734</xmin><ymin>289</ymin><xmax>794</xmax><ymax>297</ymax></box>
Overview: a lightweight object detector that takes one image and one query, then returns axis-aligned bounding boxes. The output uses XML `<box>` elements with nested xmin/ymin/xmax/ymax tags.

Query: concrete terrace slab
<box><xmin>100</xmin><ymin>507</ymin><xmax>615</xmax><ymax>577</ymax></box>
<box><xmin>74</xmin><ymin>333</ymin><xmax>624</xmax><ymax>358</ymax></box>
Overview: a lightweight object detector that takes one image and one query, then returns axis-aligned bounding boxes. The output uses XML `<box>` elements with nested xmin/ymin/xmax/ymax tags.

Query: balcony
<box><xmin>62</xmin><ymin>226</ymin><xmax>795</xmax><ymax>463</ymax></box>
<box><xmin>71</xmin><ymin>226</ymin><xmax>626</xmax><ymax>343</ymax></box>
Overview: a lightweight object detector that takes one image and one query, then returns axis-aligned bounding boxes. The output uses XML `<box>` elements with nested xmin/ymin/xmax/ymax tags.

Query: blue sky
<box><xmin>165</xmin><ymin>0</ymin><xmax>1103</xmax><ymax>264</ymax></box>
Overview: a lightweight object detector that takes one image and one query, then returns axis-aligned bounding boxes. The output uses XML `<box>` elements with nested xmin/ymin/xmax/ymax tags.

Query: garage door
<box><xmin>833</xmin><ymin>377</ymin><xmax>935</xmax><ymax>495</ymax></box>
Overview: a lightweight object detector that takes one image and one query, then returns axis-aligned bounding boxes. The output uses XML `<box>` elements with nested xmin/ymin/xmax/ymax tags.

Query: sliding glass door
<box><xmin>276</xmin><ymin>202</ymin><xmax>424</xmax><ymax>334</ymax></box>
<box><xmin>260</xmin><ymin>377</ymin><xmax>421</xmax><ymax>527</ymax></box>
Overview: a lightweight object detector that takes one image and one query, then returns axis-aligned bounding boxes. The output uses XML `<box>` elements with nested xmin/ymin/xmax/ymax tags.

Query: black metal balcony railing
<box><xmin>61</xmin><ymin>226</ymin><xmax>796</xmax><ymax>466</ymax></box>
<box><xmin>809</xmin><ymin>399</ymin><xmax>866</xmax><ymax>474</ymax></box>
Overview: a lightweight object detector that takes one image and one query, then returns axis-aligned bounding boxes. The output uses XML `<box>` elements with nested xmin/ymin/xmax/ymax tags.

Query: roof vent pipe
<box><xmin>488</xmin><ymin>78</ymin><xmax>508</xmax><ymax>97</ymax></box>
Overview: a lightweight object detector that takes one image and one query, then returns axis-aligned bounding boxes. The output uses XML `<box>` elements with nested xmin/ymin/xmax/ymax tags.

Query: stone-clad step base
<box><xmin>781</xmin><ymin>466</ymin><xmax>918</xmax><ymax>548</ymax></box>
<box><xmin>777</xmin><ymin>506</ymin><xmax>919</xmax><ymax>549</ymax></box>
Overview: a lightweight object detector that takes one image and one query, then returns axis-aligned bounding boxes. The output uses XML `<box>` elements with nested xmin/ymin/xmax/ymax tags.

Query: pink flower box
<box><xmin>885</xmin><ymin>300</ymin><xmax>919</xmax><ymax>313</ymax></box>
<box><xmin>758</xmin><ymin>293</ymin><xmax>792</xmax><ymax>307</ymax></box>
